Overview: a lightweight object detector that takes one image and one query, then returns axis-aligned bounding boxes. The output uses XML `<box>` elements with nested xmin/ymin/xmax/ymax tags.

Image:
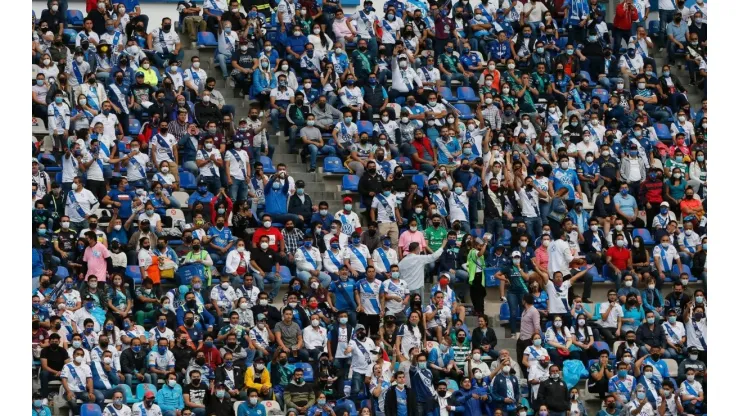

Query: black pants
<box><xmin>565</xmin><ymin>269</ymin><xmax>593</xmax><ymax>300</ymax></box>
<box><xmin>86</xmin><ymin>179</ymin><xmax>107</xmax><ymax>202</ymax></box>
<box><xmin>470</xmin><ymin>273</ymin><xmax>486</xmax><ymax>314</ymax></box>
<box><xmin>358</xmin><ymin>312</ymin><xmax>381</xmax><ymax>335</ymax></box>
<box><xmin>595</xmin><ymin>324</ymin><xmax>618</xmax><ymax>346</ymax></box>
<box><xmin>516</xmin><ymin>337</ymin><xmax>532</xmax><ymax>379</ymax></box>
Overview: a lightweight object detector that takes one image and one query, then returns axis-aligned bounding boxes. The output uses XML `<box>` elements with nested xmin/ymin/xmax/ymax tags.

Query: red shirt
<box><xmin>252</xmin><ymin>227</ymin><xmax>284</xmax><ymax>252</ymax></box>
<box><xmin>613</xmin><ymin>2</ymin><xmax>638</xmax><ymax>31</ymax></box>
<box><xmin>410</xmin><ymin>137</ymin><xmax>435</xmax><ymax>170</ymax></box>
<box><xmin>606</xmin><ymin>246</ymin><xmax>631</xmax><ymax>270</ymax></box>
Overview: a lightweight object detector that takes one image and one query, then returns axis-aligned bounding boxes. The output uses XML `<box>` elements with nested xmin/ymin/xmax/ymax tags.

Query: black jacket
<box><xmin>120</xmin><ymin>347</ymin><xmax>150</xmax><ymax>375</ymax></box>
<box><xmin>359</xmin><ymin>172</ymin><xmax>385</xmax><ymax>206</ymax></box>
<box><xmin>288</xmin><ymin>193</ymin><xmax>313</xmax><ymax>222</ymax></box>
<box><xmin>471</xmin><ymin>326</ymin><xmax>498</xmax><ymax>351</ymax></box>
<box><xmin>215</xmin><ymin>364</ymin><xmax>245</xmax><ymax>391</ymax></box>
<box><xmin>384</xmin><ymin>386</ymin><xmax>419</xmax><ymax>416</ymax></box>
<box><xmin>539</xmin><ymin>377</ymin><xmax>569</xmax><ymax>411</ymax></box>
<box><xmin>194</xmin><ymin>102</ymin><xmax>222</xmax><ymax>128</ymax></box>
<box><xmin>635</xmin><ymin>322</ymin><xmax>666</xmax><ymax>349</ymax></box>
<box><xmin>206</xmin><ymin>396</ymin><xmax>234</xmax><ymax>416</ymax></box>
<box><xmin>250</xmin><ymin>304</ymin><xmax>282</xmax><ymax>328</ymax></box>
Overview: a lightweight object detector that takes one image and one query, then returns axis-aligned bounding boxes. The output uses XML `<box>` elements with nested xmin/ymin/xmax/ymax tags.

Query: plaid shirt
<box><xmin>281</xmin><ymin>228</ymin><xmax>304</xmax><ymax>255</ymax></box>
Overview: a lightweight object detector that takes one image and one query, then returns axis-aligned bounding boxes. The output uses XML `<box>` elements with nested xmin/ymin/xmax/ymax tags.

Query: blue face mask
<box><xmin>303</xmin><ymin>241</ymin><xmax>312</xmax><ymax>248</ymax></box>
<box><xmin>352</xmin><ymin>238</ymin><xmax>361</xmax><ymax>245</ymax></box>
<box><xmin>620</xmin><ymin>189</ymin><xmax>629</xmax><ymax>196</ymax></box>
<box><xmin>383</xmin><ymin>240</ymin><xmax>391</xmax><ymax>247</ymax></box>
<box><xmin>344</xmin><ymin>117</ymin><xmax>353</xmax><ymax>124</ymax></box>
<box><xmin>85</xmin><ymin>302</ymin><xmax>94</xmax><ymax>310</ymax></box>
<box><xmin>296</xmin><ymin>188</ymin><xmax>304</xmax><ymax>195</ymax></box>
<box><xmin>34</xmin><ymin>400</ymin><xmax>43</xmax><ymax>408</ymax></box>
<box><xmin>660</xmin><ymin>207</ymin><xmax>668</xmax><ymax>214</ymax></box>
<box><xmin>306</xmin><ymin>50</ymin><xmax>314</xmax><ymax>58</ymax></box>
<box><xmin>368</xmin><ymin>78</ymin><xmax>377</xmax><ymax>85</ymax></box>
<box><xmin>602</xmin><ymin>190</ymin><xmax>609</xmax><ymax>197</ymax></box>
<box><xmin>132</xmin><ymin>346</ymin><xmax>142</xmax><ymax>353</ymax></box>
<box><xmin>272</xmin><ymin>182</ymin><xmax>281</xmax><ymax>190</ymax></box>
<box><xmin>123</xmin><ymin>321</ymin><xmax>131</xmax><ymax>330</ymax></box>
<box><xmin>204</xmin><ymin>341</ymin><xmax>213</xmax><ymax>348</ymax></box>
<box><xmin>292</xmin><ymin>284</ymin><xmax>301</xmax><ymax>291</ymax></box>
<box><xmin>462</xmin><ymin>48</ymin><xmax>470</xmax><ymax>54</ymax></box>
<box><xmin>105</xmin><ymin>324</ymin><xmax>114</xmax><ymax>331</ymax></box>
<box><xmin>331</xmin><ymin>243</ymin><xmax>339</xmax><ymax>249</ymax></box>
<box><xmin>55</xmin><ymin>97</ymin><xmax>63</xmax><ymax>104</ymax></box>
<box><xmin>383</xmin><ymin>190</ymin><xmax>391</xmax><ymax>197</ymax></box>
<box><xmin>702</xmin><ymin>243</ymin><xmax>707</xmax><ymax>250</ymax></box>
<box><xmin>158</xmin><ymin>320</ymin><xmax>167</xmax><ymax>327</ymax></box>
<box><xmin>36</xmin><ymin>79</ymin><xmax>44</xmax><ymax>86</ymax></box>
<box><xmin>566</xmin><ymin>49</ymin><xmax>574</xmax><ymax>55</ymax></box>
<box><xmin>198</xmin><ymin>186</ymin><xmax>208</xmax><ymax>194</ymax></box>
<box><xmin>618</xmin><ymin>370</ymin><xmax>628</xmax><ymax>378</ymax></box>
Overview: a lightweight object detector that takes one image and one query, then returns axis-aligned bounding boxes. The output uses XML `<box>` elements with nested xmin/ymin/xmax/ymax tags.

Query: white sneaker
<box><xmin>229</xmin><ymin>78</ymin><xmax>236</xmax><ymax>88</ymax></box>
<box><xmin>500</xmin><ymin>297</ymin><xmax>507</xmax><ymax>302</ymax></box>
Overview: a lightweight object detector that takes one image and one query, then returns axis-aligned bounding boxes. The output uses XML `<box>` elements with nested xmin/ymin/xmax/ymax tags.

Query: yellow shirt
<box><xmin>136</xmin><ymin>68</ymin><xmax>159</xmax><ymax>87</ymax></box>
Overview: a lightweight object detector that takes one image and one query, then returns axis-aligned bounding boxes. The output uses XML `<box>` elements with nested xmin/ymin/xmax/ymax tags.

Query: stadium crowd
<box><xmin>32</xmin><ymin>0</ymin><xmax>708</xmax><ymax>415</ymax></box>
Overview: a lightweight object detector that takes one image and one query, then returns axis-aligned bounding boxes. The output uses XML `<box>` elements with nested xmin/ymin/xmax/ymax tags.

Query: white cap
<box><xmin>511</xmin><ymin>251</ymin><xmax>521</xmax><ymax>257</ymax></box>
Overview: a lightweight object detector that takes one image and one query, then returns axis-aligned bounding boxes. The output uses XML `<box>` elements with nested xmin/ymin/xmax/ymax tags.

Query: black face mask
<box><xmin>651</xmin><ymin>353</ymin><xmax>661</xmax><ymax>361</ymax></box>
<box><xmin>99</xmin><ymin>341</ymin><xmax>109</xmax><ymax>348</ymax></box>
<box><xmin>180</xmin><ymin>339</ymin><xmax>188</xmax><ymax>346</ymax></box>
<box><xmin>195</xmin><ymin>357</ymin><xmax>206</xmax><ymax>366</ymax></box>
<box><xmin>368</xmin><ymin>229</ymin><xmax>377</xmax><ymax>236</ymax></box>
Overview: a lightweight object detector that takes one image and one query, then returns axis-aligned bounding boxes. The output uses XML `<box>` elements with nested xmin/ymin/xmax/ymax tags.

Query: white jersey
<box><xmin>447</xmin><ymin>192</ymin><xmax>470</xmax><ymax>224</ymax></box>
<box><xmin>348</xmin><ymin>337</ymin><xmax>377</xmax><ymax>376</ymax></box>
<box><xmin>125</xmin><ymin>152</ymin><xmax>150</xmax><ymax>182</ymax></box>
<box><xmin>544</xmin><ymin>280</ymin><xmax>572</xmax><ymax>314</ymax></box>
<box><xmin>355</xmin><ymin>277</ymin><xmax>382</xmax><ymax>314</ymax></box>
<box><xmin>344</xmin><ymin>244</ymin><xmax>372</xmax><ymax>273</ymax></box>
<box><xmin>424</xmin><ymin>304</ymin><xmax>452</xmax><ymax>329</ymax></box>
<box><xmin>334</xmin><ymin>210</ymin><xmax>361</xmax><ymax>236</ymax></box>
<box><xmin>295</xmin><ymin>246</ymin><xmax>322</xmax><ymax>272</ymax></box>
<box><xmin>197</xmin><ymin>148</ymin><xmax>222</xmax><ymax>177</ymax></box>
<box><xmin>65</xmin><ymin>189</ymin><xmax>98</xmax><ymax>222</ymax></box>
<box><xmin>151</xmin><ymin>133</ymin><xmax>177</xmax><ymax>163</ymax></box>
<box><xmin>132</xmin><ymin>403</ymin><xmax>163</xmax><ymax>416</ymax></box>
<box><xmin>225</xmin><ymin>149</ymin><xmax>250</xmax><ymax>180</ymax></box>
<box><xmin>210</xmin><ymin>285</ymin><xmax>238</xmax><ymax>310</ymax></box>
<box><xmin>61</xmin><ymin>362</ymin><xmax>92</xmax><ymax>393</ymax></box>
<box><xmin>372</xmin><ymin>194</ymin><xmax>399</xmax><ymax>223</ymax></box>
<box><xmin>372</xmin><ymin>247</ymin><xmax>399</xmax><ymax>274</ymax></box>
<box><xmin>218</xmin><ymin>30</ymin><xmax>238</xmax><ymax>55</ymax></box>
<box><xmin>103</xmin><ymin>404</ymin><xmax>133</xmax><ymax>416</ymax></box>
<box><xmin>322</xmin><ymin>248</ymin><xmax>346</xmax><ymax>273</ymax></box>
<box><xmin>381</xmin><ymin>278</ymin><xmax>408</xmax><ymax>314</ymax></box>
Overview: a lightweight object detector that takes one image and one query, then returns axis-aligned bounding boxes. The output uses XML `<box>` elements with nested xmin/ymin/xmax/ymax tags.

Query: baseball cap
<box><xmin>144</xmin><ymin>391</ymin><xmax>155</xmax><ymax>399</ymax></box>
<box><xmin>32</xmin><ymin>158</ymin><xmax>39</xmax><ymax>164</ymax></box>
<box><xmin>141</xmin><ymin>219</ymin><xmax>150</xmax><ymax>224</ymax></box>
<box><xmin>574</xmin><ymin>199</ymin><xmax>583</xmax><ymax>205</ymax></box>
<box><xmin>688</xmin><ymin>346</ymin><xmax>699</xmax><ymax>354</ymax></box>
<box><xmin>135</xmin><ymin>72</ymin><xmax>145</xmax><ymax>78</ymax></box>
<box><xmin>256</xmin><ymin>313</ymin><xmax>266</xmax><ymax>321</ymax></box>
<box><xmin>660</xmin><ymin>201</ymin><xmax>670</xmax><ymax>207</ymax></box>
<box><xmin>343</xmin><ymin>196</ymin><xmax>353</xmax><ymax>203</ymax></box>
<box><xmin>356</xmin><ymin>324</ymin><xmax>366</xmax><ymax>331</ymax></box>
<box><xmin>511</xmin><ymin>251</ymin><xmax>521</xmax><ymax>258</ymax></box>
<box><xmin>440</xmin><ymin>272</ymin><xmax>450</xmax><ymax>278</ymax></box>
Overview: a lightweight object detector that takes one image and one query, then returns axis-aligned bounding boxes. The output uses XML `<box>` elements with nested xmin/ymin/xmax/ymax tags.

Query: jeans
<box><xmin>228</xmin><ymin>178</ymin><xmax>249</xmax><ymax>202</ymax></box>
<box><xmin>66</xmin><ymin>390</ymin><xmax>105</xmax><ymax>415</ymax></box>
<box><xmin>152</xmin><ymin>49</ymin><xmax>185</xmax><ymax>69</ymax></box>
<box><xmin>333</xmin><ymin>357</ymin><xmax>352</xmax><ymax>398</ymax></box>
<box><xmin>124</xmin><ymin>372</ymin><xmax>154</xmax><ymax>386</ymax></box>
<box><xmin>251</xmin><ymin>145</ymin><xmax>275</xmax><ymax>161</ymax></box>
<box><xmin>288</xmin><ymin>124</ymin><xmax>306</xmax><ymax>152</ymax></box>
<box><xmin>39</xmin><ymin>370</ymin><xmax>60</xmax><ymax>397</ymax></box>
<box><xmin>270</xmin><ymin>108</ymin><xmax>286</xmax><ymax>131</ymax></box>
<box><xmin>523</xmin><ymin>216</ymin><xmax>543</xmax><ymax>241</ymax></box>
<box><xmin>506</xmin><ymin>291</ymin><xmax>525</xmax><ymax>333</ymax></box>
<box><xmin>667</xmin><ymin>40</ymin><xmax>687</xmax><ymax>64</ymax></box>
<box><xmin>200</xmin><ymin>174</ymin><xmax>222</xmax><ymax>195</ymax></box>
<box><xmin>296</xmin><ymin>270</ymin><xmax>332</xmax><ymax>287</ymax></box>
<box><xmin>659</xmin><ymin>10</ymin><xmax>676</xmax><ymax>46</ymax></box>
<box><xmin>484</xmin><ymin>217</ymin><xmax>504</xmax><ymax>244</ymax></box>
<box><xmin>468</xmin><ymin>195</ymin><xmax>480</xmax><ymax>227</ymax></box>
<box><xmin>216</xmin><ymin>53</ymin><xmax>233</xmax><ymax>78</ymax></box>
<box><xmin>307</xmin><ymin>144</ymin><xmax>336</xmax><ymax>169</ymax></box>
<box><xmin>441</xmin><ymin>72</ymin><xmax>467</xmax><ymax>89</ymax></box>
<box><xmin>538</xmin><ymin>200</ymin><xmax>551</xmax><ymax>225</ymax></box>
<box><xmin>350</xmin><ymin>371</ymin><xmax>367</xmax><ymax>401</ymax></box>
<box><xmin>605</xmin><ymin>267</ymin><xmax>633</xmax><ymax>290</ymax></box>
<box><xmin>612</xmin><ymin>28</ymin><xmax>632</xmax><ymax>51</ymax></box>
<box><xmin>252</xmin><ymin>271</ymin><xmax>280</xmax><ymax>299</ymax></box>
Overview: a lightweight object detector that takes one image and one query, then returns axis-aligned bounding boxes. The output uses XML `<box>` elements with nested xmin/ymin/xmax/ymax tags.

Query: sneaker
<box><xmin>659</xmin><ymin>47</ymin><xmax>664</xmax><ymax>52</ymax></box>
<box><xmin>163</xmin><ymin>59</ymin><xmax>170</xmax><ymax>67</ymax></box>
<box><xmin>191</xmin><ymin>41</ymin><xmax>197</xmax><ymax>49</ymax></box>
<box><xmin>500</xmin><ymin>297</ymin><xmax>507</xmax><ymax>302</ymax></box>
<box><xmin>308</xmin><ymin>167</ymin><xmax>316</xmax><ymax>173</ymax></box>
<box><xmin>229</xmin><ymin>78</ymin><xmax>235</xmax><ymax>88</ymax></box>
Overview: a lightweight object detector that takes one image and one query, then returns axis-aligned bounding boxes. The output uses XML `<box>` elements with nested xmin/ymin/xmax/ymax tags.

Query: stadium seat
<box><xmin>63</xmin><ymin>28</ymin><xmax>78</xmax><ymax>45</ymax></box>
<box><xmin>66</xmin><ymin>9</ymin><xmax>84</xmax><ymax>26</ymax></box>
<box><xmin>117</xmin><ymin>141</ymin><xmax>130</xmax><ymax>154</ymax></box>
<box><xmin>179</xmin><ymin>171</ymin><xmax>197</xmax><ymax>190</ymax></box>
<box><xmin>445</xmin><ymin>379</ymin><xmax>459</xmax><ymax>391</ymax></box>
<box><xmin>555</xmin><ymin>37</ymin><xmax>569</xmax><ymax>50</ymax></box>
<box><xmin>38</xmin><ymin>153</ymin><xmax>56</xmax><ymax>166</ymax></box>
<box><xmin>585</xmin><ymin>264</ymin><xmax>605</xmax><ymax>282</ymax></box>
<box><xmin>323</xmin><ymin>156</ymin><xmax>349</xmax><ymax>174</ymax></box>
<box><xmin>592</xmin><ymin>88</ymin><xmax>609</xmax><ymax>104</ymax></box>
<box><xmin>80</xmin><ymin>404</ymin><xmax>102</xmax><ymax>416</ymax></box>
<box><xmin>126</xmin><ymin>265</ymin><xmax>143</xmax><ymax>284</ymax></box>
<box><xmin>439</xmin><ymin>87</ymin><xmax>456</xmax><ymax>103</ymax></box>
<box><xmin>116</xmin><ymin>384</ymin><xmax>135</xmax><ymax>404</ymax></box>
<box><xmin>593</xmin><ymin>341</ymin><xmax>614</xmax><ymax>359</ymax></box>
<box><xmin>128</xmin><ymin>118</ymin><xmax>141</xmax><ymax>136</ymax></box>
<box><xmin>260</xmin><ymin>156</ymin><xmax>276</xmax><ymax>174</ymax></box>
<box><xmin>171</xmin><ymin>191</ymin><xmax>190</xmax><ymax>207</ymax></box>
<box><xmin>335</xmin><ymin>399</ymin><xmax>357</xmax><ymax>416</ymax></box>
<box><xmin>135</xmin><ymin>383</ymin><xmax>157</xmax><ymax>401</ymax></box>
<box><xmin>579</xmin><ymin>70</ymin><xmax>596</xmax><ymax>86</ymax></box>
<box><xmin>56</xmin><ymin>266</ymin><xmax>69</xmax><ymax>279</ymax></box>
<box><xmin>262</xmin><ymin>400</ymin><xmax>281</xmax><ymax>416</ymax></box>
<box><xmin>665</xmin><ymin>358</ymin><xmax>678</xmax><ymax>377</ymax></box>
<box><xmin>633</xmin><ymin>228</ymin><xmax>655</xmax><ymax>246</ymax></box>
<box><xmin>341</xmin><ymin>175</ymin><xmax>359</xmax><ymax>192</ymax></box>
<box><xmin>654</xmin><ymin>123</ymin><xmax>672</xmax><ymax>141</ymax></box>
<box><xmin>672</xmin><ymin>263</ymin><xmax>695</xmax><ymax>281</ymax></box>
<box><xmin>357</xmin><ymin>120</ymin><xmax>373</xmax><ymax>136</ymax></box>
<box><xmin>453</xmin><ymin>103</ymin><xmax>474</xmax><ymax>120</ymax></box>
<box><xmin>457</xmin><ymin>86</ymin><xmax>480</xmax><ymax>103</ymax></box>
<box><xmin>165</xmin><ymin>208</ymin><xmax>185</xmax><ymax>224</ymax></box>
<box><xmin>412</xmin><ymin>174</ymin><xmax>426</xmax><ymax>190</ymax></box>
<box><xmin>196</xmin><ymin>32</ymin><xmax>218</xmax><ymax>48</ymax></box>
<box><xmin>396</xmin><ymin>157</ymin><xmax>418</xmax><ymax>175</ymax></box>
<box><xmin>293</xmin><ymin>362</ymin><xmax>314</xmax><ymax>382</ymax></box>
<box><xmin>425</xmin><ymin>340</ymin><xmax>439</xmax><ymax>351</ymax></box>
<box><xmin>499</xmin><ymin>302</ymin><xmax>510</xmax><ymax>322</ymax></box>
<box><xmin>233</xmin><ymin>402</ymin><xmax>244</xmax><ymax>415</ymax></box>
<box><xmin>501</xmin><ymin>228</ymin><xmax>512</xmax><ymax>246</ymax></box>
<box><xmin>470</xmin><ymin>228</ymin><xmax>485</xmax><ymax>239</ymax></box>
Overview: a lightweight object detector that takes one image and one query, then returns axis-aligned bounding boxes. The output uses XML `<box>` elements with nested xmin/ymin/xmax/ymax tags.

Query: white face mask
<box><xmin>542</xmin><ymin>240</ymin><xmax>550</xmax><ymax>247</ymax></box>
<box><xmin>648</xmin><ymin>284</ymin><xmax>655</xmax><ymax>289</ymax></box>
<box><xmin>260</xmin><ymin>242</ymin><xmax>269</xmax><ymax>250</ymax></box>
<box><xmin>624</xmin><ymin>280</ymin><xmax>633</xmax><ymax>287</ymax></box>
<box><xmin>114</xmin><ymin>224</ymin><xmax>122</xmax><ymax>231</ymax></box>
<box><xmin>617</xmin><ymin>240</ymin><xmax>626</xmax><ymax>248</ymax></box>
<box><xmin>484</xmin><ymin>98</ymin><xmax>493</xmax><ymax>105</ymax></box>
<box><xmin>633</xmin><ymin>241</ymin><xmax>640</xmax><ymax>248</ymax></box>
<box><xmin>502</xmin><ymin>87</ymin><xmax>510</xmax><ymax>94</ymax></box>
<box><xmin>615</xmin><ymin>225</ymin><xmax>623</xmax><ymax>231</ymax></box>
<box><xmin>382</xmin><ymin>116</ymin><xmax>389</xmax><ymax>123</ymax></box>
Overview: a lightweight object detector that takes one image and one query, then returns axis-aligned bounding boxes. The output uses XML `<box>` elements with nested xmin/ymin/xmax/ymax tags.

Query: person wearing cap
<box><xmin>677</xmin><ymin>345</ymin><xmax>705</xmax><ymax>384</ymax></box>
<box><xmin>224</xmin><ymin>131</ymin><xmax>251</xmax><ymax>202</ymax></box>
<box><xmin>245</xmin><ymin>355</ymin><xmax>273</xmax><ymax>399</ymax></box>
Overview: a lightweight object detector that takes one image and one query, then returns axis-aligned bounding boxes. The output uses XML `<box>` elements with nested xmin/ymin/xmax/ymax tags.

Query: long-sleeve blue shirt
<box><xmin>264</xmin><ymin>176</ymin><xmax>290</xmax><ymax>215</ymax></box>
<box><xmin>156</xmin><ymin>383</ymin><xmax>185</xmax><ymax>411</ymax></box>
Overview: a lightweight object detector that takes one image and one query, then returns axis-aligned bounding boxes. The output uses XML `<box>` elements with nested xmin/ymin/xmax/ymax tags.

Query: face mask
<box><xmin>75</xmin><ymin>356</ymin><xmax>84</xmax><ymax>364</ymax></box>
<box><xmin>260</xmin><ymin>242</ymin><xmax>269</xmax><ymax>250</ymax></box>
<box><xmin>533</xmin><ymin>339</ymin><xmax>542</xmax><ymax>347</ymax></box>
<box><xmin>339</xmin><ymin>317</ymin><xmax>348</xmax><ymax>324</ymax></box>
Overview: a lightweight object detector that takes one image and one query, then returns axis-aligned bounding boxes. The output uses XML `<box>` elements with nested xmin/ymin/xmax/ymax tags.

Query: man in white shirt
<box><xmin>62</xmin><ymin>347</ymin><xmax>104</xmax><ymax>413</ymax></box>
<box><xmin>295</xmin><ymin>234</ymin><xmax>331</xmax><ymax>287</ymax></box>
<box><xmin>148</xmin><ymin>17</ymin><xmax>182</xmax><ymax>68</ymax></box>
<box><xmin>195</xmin><ymin>136</ymin><xmax>223</xmax><ymax>194</ymax></box>
<box><xmin>390</xmin><ymin>51</ymin><xmax>423</xmax><ymax>100</ymax></box>
<box><xmin>48</xmin><ymin>90</ymin><xmax>71</xmax><ymax>140</ymax></box>
<box><xmin>76</xmin><ymin>75</ymin><xmax>108</xmax><ymax>115</ymax></box>
<box><xmin>90</xmin><ymin>102</ymin><xmax>121</xmax><ymax>145</ymax></box>
<box><xmin>323</xmin><ymin>236</ymin><xmax>347</xmax><ymax>277</ymax></box>
<box><xmin>66</xmin><ymin>177</ymin><xmax>99</xmax><ymax>233</ymax></box>
<box><xmin>371</xmin><ymin>184</ymin><xmax>402</xmax><ymax>250</ymax></box>
<box><xmin>121</xmin><ymin>139</ymin><xmax>150</xmax><ymax>189</ymax></box>
<box><xmin>339</xmin><ymin>76</ymin><xmax>364</xmax><ymax>117</ymax></box>
<box><xmin>335</xmin><ymin>197</ymin><xmax>362</xmax><ymax>237</ymax></box>
<box><xmin>653</xmin><ymin>236</ymin><xmax>682</xmax><ymax>283</ymax></box>
<box><xmin>345</xmin><ymin>232</ymin><xmax>373</xmax><ymax>279</ymax></box>
<box><xmin>224</xmin><ymin>135</ymin><xmax>251</xmax><ymax>202</ymax></box>
<box><xmin>184</xmin><ymin>56</ymin><xmax>209</xmax><ymax>97</ymax></box>
<box><xmin>417</xmin><ymin>55</ymin><xmax>442</xmax><ymax>92</ymax></box>
<box><xmin>345</xmin><ymin>324</ymin><xmax>377</xmax><ymax>398</ymax></box>
<box><xmin>216</xmin><ymin>22</ymin><xmax>238</xmax><ymax>78</ymax></box>
<box><xmin>373</xmin><ymin>236</ymin><xmax>400</xmax><ymax>278</ymax></box>
<box><xmin>380</xmin><ymin>265</ymin><xmax>408</xmax><ymax>321</ymax></box>
<box><xmin>76</xmin><ymin>18</ymin><xmax>100</xmax><ymax>49</ymax></box>
<box><xmin>302</xmin><ymin>313</ymin><xmax>328</xmax><ymax>360</ymax></box>
<box><xmin>446</xmin><ymin>184</ymin><xmax>472</xmax><ymax>233</ymax></box>
<box><xmin>332</xmin><ymin>110</ymin><xmax>359</xmax><ymax>157</ymax></box>
<box><xmin>595</xmin><ymin>290</ymin><xmax>624</xmax><ymax>345</ymax></box>
<box><xmin>151</xmin><ymin>119</ymin><xmax>180</xmax><ymax>184</ymax></box>
<box><xmin>351</xmin><ymin>1</ymin><xmax>380</xmax><ymax>55</ymax></box>
<box><xmin>398</xmin><ymin>240</ymin><xmax>447</xmax><ymax>301</ymax></box>
<box><xmin>548</xmin><ymin>229</ymin><xmax>576</xmax><ymax>278</ymax></box>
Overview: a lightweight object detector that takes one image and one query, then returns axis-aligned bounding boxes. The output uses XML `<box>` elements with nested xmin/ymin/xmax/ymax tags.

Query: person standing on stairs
<box><xmin>216</xmin><ymin>21</ymin><xmax>238</xmax><ymax>80</ymax></box>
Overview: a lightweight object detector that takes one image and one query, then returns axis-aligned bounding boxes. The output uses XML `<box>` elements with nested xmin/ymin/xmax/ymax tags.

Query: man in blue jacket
<box><xmin>157</xmin><ymin>372</ymin><xmax>185</xmax><ymax>416</ymax></box>
<box><xmin>265</xmin><ymin>172</ymin><xmax>303</xmax><ymax>228</ymax></box>
<box><xmin>490</xmin><ymin>364</ymin><xmax>520</xmax><ymax>414</ymax></box>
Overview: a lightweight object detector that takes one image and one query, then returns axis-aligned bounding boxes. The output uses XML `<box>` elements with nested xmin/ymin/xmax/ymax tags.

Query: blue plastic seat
<box><xmin>457</xmin><ymin>86</ymin><xmax>480</xmax><ymax>103</ymax></box>
<box><xmin>179</xmin><ymin>171</ymin><xmax>197</xmax><ymax>190</ymax></box>
<box><xmin>501</xmin><ymin>228</ymin><xmax>512</xmax><ymax>246</ymax></box>
<box><xmin>654</xmin><ymin>123</ymin><xmax>672</xmax><ymax>141</ymax></box>
<box><xmin>394</xmin><ymin>96</ymin><xmax>406</xmax><ymax>105</ymax></box>
<box><xmin>580</xmin><ymin>70</ymin><xmax>597</xmax><ymax>86</ymax></box>
<box><xmin>396</xmin><ymin>157</ymin><xmax>418</xmax><ymax>174</ymax></box>
<box><xmin>294</xmin><ymin>362</ymin><xmax>315</xmax><ymax>382</ymax></box>
<box><xmin>412</xmin><ymin>174</ymin><xmax>426</xmax><ymax>190</ymax></box>
<box><xmin>126</xmin><ymin>266</ymin><xmax>142</xmax><ymax>284</ymax></box>
<box><xmin>39</xmin><ymin>153</ymin><xmax>57</xmax><ymax>166</ymax></box>
<box><xmin>672</xmin><ymin>264</ymin><xmax>696</xmax><ymax>281</ymax></box>
<box><xmin>593</xmin><ymin>341</ymin><xmax>614</xmax><ymax>359</ymax></box>
<box><xmin>66</xmin><ymin>9</ymin><xmax>84</xmax><ymax>26</ymax></box>
<box><xmin>555</xmin><ymin>37</ymin><xmax>569</xmax><ymax>50</ymax></box>
<box><xmin>259</xmin><ymin>155</ymin><xmax>276</xmax><ymax>174</ymax></box>
<box><xmin>591</xmin><ymin>88</ymin><xmax>609</xmax><ymax>104</ymax></box>
<box><xmin>278</xmin><ymin>266</ymin><xmax>292</xmax><ymax>284</ymax></box>
<box><xmin>128</xmin><ymin>118</ymin><xmax>141</xmax><ymax>136</ymax></box>
<box><xmin>56</xmin><ymin>266</ymin><xmax>69</xmax><ymax>279</ymax></box>
<box><xmin>63</xmin><ymin>28</ymin><xmax>79</xmax><ymax>45</ymax></box>
<box><xmin>632</xmin><ymin>228</ymin><xmax>655</xmax><ymax>246</ymax></box>
<box><xmin>117</xmin><ymin>141</ymin><xmax>130</xmax><ymax>154</ymax></box>
<box><xmin>470</xmin><ymin>228</ymin><xmax>485</xmax><ymax>239</ymax></box>
<box><xmin>357</xmin><ymin>120</ymin><xmax>373</xmax><ymax>136</ymax></box>
<box><xmin>439</xmin><ymin>87</ymin><xmax>456</xmax><ymax>102</ymax></box>
<box><xmin>80</xmin><ymin>404</ymin><xmax>102</xmax><ymax>416</ymax></box>
<box><xmin>136</xmin><ymin>383</ymin><xmax>157</xmax><ymax>401</ymax></box>
<box><xmin>585</xmin><ymin>264</ymin><xmax>605</xmax><ymax>282</ymax></box>
<box><xmin>453</xmin><ymin>103</ymin><xmax>474</xmax><ymax>120</ymax></box>
<box><xmin>342</xmin><ymin>175</ymin><xmax>360</xmax><ymax>192</ymax></box>
<box><xmin>499</xmin><ymin>302</ymin><xmax>510</xmax><ymax>321</ymax></box>
<box><xmin>336</xmin><ymin>399</ymin><xmax>358</xmax><ymax>416</ymax></box>
<box><xmin>323</xmin><ymin>156</ymin><xmax>349</xmax><ymax>174</ymax></box>
<box><xmin>117</xmin><ymin>384</ymin><xmax>135</xmax><ymax>404</ymax></box>
<box><xmin>55</xmin><ymin>172</ymin><xmax>63</xmax><ymax>183</ymax></box>
<box><xmin>197</xmin><ymin>31</ymin><xmax>218</xmax><ymax>48</ymax></box>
